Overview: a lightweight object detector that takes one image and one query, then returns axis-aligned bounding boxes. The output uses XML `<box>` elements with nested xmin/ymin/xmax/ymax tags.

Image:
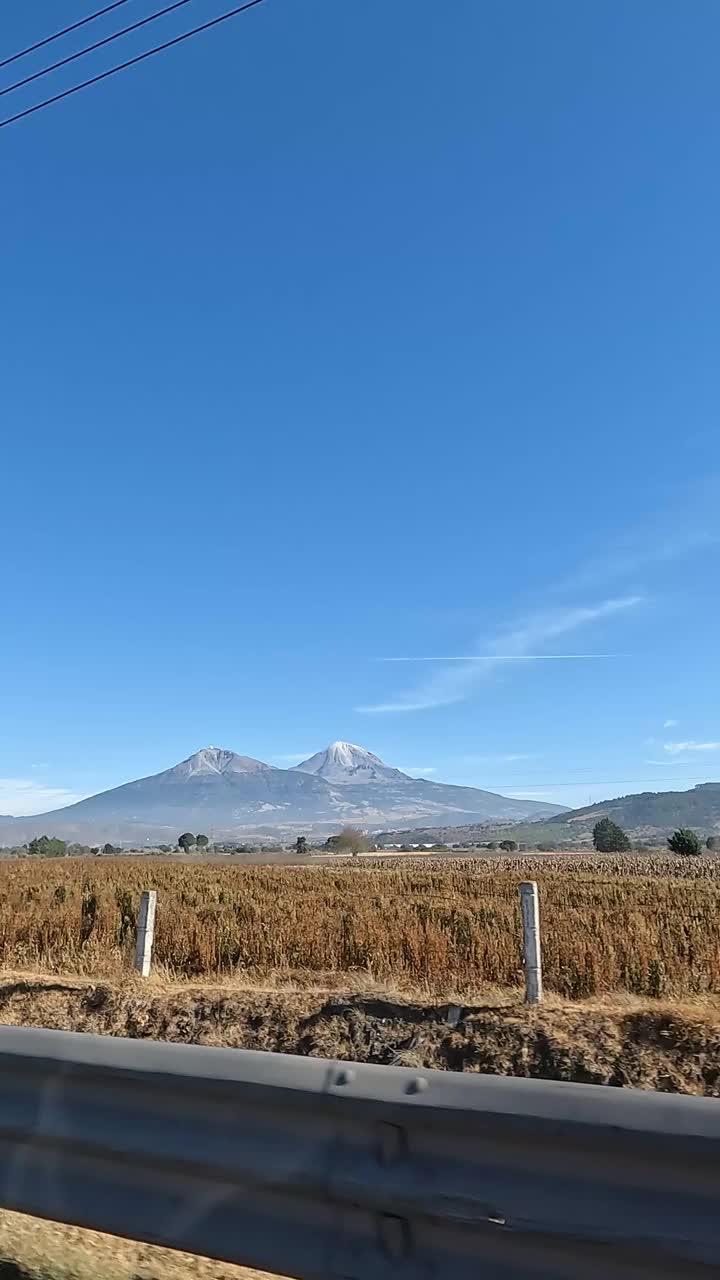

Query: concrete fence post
<box><xmin>134</xmin><ymin>890</ymin><xmax>157</xmax><ymax>977</ymax></box>
<box><xmin>519</xmin><ymin>881</ymin><xmax>542</xmax><ymax>1004</ymax></box>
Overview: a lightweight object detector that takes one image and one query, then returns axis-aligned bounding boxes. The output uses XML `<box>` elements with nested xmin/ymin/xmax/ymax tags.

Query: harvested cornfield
<box><xmin>0</xmin><ymin>854</ymin><xmax>718</xmax><ymax>997</ymax></box>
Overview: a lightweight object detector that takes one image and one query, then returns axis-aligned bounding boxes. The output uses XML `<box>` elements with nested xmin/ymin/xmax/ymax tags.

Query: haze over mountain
<box><xmin>378</xmin><ymin>781</ymin><xmax>720</xmax><ymax>848</ymax></box>
<box><xmin>0</xmin><ymin>743</ymin><xmax>565</xmax><ymax>845</ymax></box>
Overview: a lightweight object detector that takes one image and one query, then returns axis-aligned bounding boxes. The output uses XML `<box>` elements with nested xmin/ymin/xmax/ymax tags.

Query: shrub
<box><xmin>28</xmin><ymin>836</ymin><xmax>66</xmax><ymax>858</ymax></box>
<box><xmin>667</xmin><ymin>828</ymin><xmax>702</xmax><ymax>857</ymax></box>
<box><xmin>332</xmin><ymin>827</ymin><xmax>370</xmax><ymax>853</ymax></box>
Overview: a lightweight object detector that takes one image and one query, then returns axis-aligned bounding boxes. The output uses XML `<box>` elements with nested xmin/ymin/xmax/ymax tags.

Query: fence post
<box><xmin>519</xmin><ymin>881</ymin><xmax>542</xmax><ymax>1004</ymax></box>
<box><xmin>134</xmin><ymin>890</ymin><xmax>157</xmax><ymax>977</ymax></box>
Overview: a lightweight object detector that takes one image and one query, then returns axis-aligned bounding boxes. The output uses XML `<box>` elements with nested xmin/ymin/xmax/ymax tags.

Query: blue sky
<box><xmin>1</xmin><ymin>0</ymin><xmax>719</xmax><ymax>815</ymax></box>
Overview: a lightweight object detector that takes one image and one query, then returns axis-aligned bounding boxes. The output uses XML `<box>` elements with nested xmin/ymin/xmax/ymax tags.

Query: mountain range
<box><xmin>378</xmin><ymin>782</ymin><xmax>720</xmax><ymax>848</ymax></box>
<box><xmin>0</xmin><ymin>743</ymin><xmax>566</xmax><ymax>845</ymax></box>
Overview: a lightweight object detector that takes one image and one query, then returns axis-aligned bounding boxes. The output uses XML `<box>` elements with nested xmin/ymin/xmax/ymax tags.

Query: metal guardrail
<box><xmin>0</xmin><ymin>1026</ymin><xmax>718</xmax><ymax>1278</ymax></box>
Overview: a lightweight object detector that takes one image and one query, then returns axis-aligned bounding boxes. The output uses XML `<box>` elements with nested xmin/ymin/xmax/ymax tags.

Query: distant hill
<box><xmin>376</xmin><ymin>820</ymin><xmax>573</xmax><ymax>848</ymax></box>
<box><xmin>0</xmin><ymin>743</ymin><xmax>564</xmax><ymax>845</ymax></box>
<box><xmin>379</xmin><ymin>781</ymin><xmax>720</xmax><ymax>848</ymax></box>
<box><xmin>549</xmin><ymin>782</ymin><xmax>720</xmax><ymax>839</ymax></box>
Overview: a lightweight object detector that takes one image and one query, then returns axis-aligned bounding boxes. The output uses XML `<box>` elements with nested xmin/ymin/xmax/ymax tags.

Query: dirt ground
<box><xmin>1</xmin><ymin>970</ymin><xmax>720</xmax><ymax>1093</ymax></box>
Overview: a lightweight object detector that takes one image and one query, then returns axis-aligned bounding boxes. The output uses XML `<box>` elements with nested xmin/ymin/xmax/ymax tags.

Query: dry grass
<box><xmin>0</xmin><ymin>854</ymin><xmax>719</xmax><ymax>998</ymax></box>
<box><xmin>0</xmin><ymin>1209</ymin><xmax>281</xmax><ymax>1280</ymax></box>
<box><xmin>2</xmin><ymin>970</ymin><xmax>720</xmax><ymax>1094</ymax></box>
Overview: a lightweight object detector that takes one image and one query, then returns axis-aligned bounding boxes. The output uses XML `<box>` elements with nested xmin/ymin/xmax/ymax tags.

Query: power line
<box><xmin>1</xmin><ymin>0</ymin><xmax>195</xmax><ymax>102</ymax></box>
<box><xmin>0</xmin><ymin>1</ymin><xmax>133</xmax><ymax>71</ymax></box>
<box><xmin>0</xmin><ymin>0</ymin><xmax>267</xmax><ymax>131</ymax></box>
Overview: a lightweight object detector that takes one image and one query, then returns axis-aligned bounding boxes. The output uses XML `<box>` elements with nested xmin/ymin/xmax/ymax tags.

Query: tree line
<box><xmin>21</xmin><ymin>836</ymin><xmax>122</xmax><ymax>857</ymax></box>
<box><xmin>177</xmin><ymin>833</ymin><xmax>209</xmax><ymax>851</ymax></box>
<box><xmin>592</xmin><ymin>817</ymin><xmax>716</xmax><ymax>856</ymax></box>
<box><xmin>3</xmin><ymin>823</ymin><xmax>718</xmax><ymax>859</ymax></box>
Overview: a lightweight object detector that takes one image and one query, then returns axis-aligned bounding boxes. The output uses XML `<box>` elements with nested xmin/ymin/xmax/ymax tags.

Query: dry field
<box><xmin>0</xmin><ymin>853</ymin><xmax>719</xmax><ymax>998</ymax></box>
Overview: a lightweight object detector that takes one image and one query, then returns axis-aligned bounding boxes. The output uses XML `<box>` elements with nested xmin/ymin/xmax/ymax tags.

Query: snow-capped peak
<box><xmin>328</xmin><ymin>741</ymin><xmax>382</xmax><ymax>766</ymax></box>
<box><xmin>171</xmin><ymin>748</ymin><xmax>273</xmax><ymax>778</ymax></box>
<box><xmin>293</xmin><ymin>741</ymin><xmax>409</xmax><ymax>786</ymax></box>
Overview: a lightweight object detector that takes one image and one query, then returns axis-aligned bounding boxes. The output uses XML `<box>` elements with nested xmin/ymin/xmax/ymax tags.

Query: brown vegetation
<box><xmin>3</xmin><ymin>977</ymin><xmax>720</xmax><ymax>1280</ymax></box>
<box><xmin>0</xmin><ymin>1205</ymin><xmax>278</xmax><ymax>1280</ymax></box>
<box><xmin>0</xmin><ymin>854</ymin><xmax>719</xmax><ymax>998</ymax></box>
<box><xmin>2</xmin><ymin>972</ymin><xmax>720</xmax><ymax>1094</ymax></box>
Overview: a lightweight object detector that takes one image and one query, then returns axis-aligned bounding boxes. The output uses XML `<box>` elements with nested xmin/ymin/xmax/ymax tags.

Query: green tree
<box><xmin>706</xmin><ymin>836</ymin><xmax>719</xmax><ymax>851</ymax></box>
<box><xmin>592</xmin><ymin>817</ymin><xmax>631</xmax><ymax>852</ymax></box>
<box><xmin>195</xmin><ymin>833</ymin><xmax>209</xmax><ymax>850</ymax></box>
<box><xmin>27</xmin><ymin>835</ymin><xmax>66</xmax><ymax>857</ymax></box>
<box><xmin>667</xmin><ymin>828</ymin><xmax>702</xmax><ymax>857</ymax></box>
<box><xmin>499</xmin><ymin>839</ymin><xmax>518</xmax><ymax>852</ymax></box>
<box><xmin>294</xmin><ymin>836</ymin><xmax>308</xmax><ymax>856</ymax></box>
<box><xmin>178</xmin><ymin>832</ymin><xmax>196</xmax><ymax>852</ymax></box>
<box><xmin>102</xmin><ymin>842</ymin><xmax>119</xmax><ymax>856</ymax></box>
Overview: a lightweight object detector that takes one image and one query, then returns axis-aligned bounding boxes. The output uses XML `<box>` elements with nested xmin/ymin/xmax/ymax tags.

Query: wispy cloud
<box><xmin>379</xmin><ymin>654</ymin><xmax>621</xmax><ymax>661</ymax></box>
<box><xmin>0</xmin><ymin>778</ymin><xmax>86</xmax><ymax>817</ymax></box>
<box><xmin>357</xmin><ymin>595</ymin><xmax>642</xmax><ymax>714</ymax></box>
<box><xmin>664</xmin><ymin>741</ymin><xmax>720</xmax><ymax>755</ymax></box>
<box><xmin>270</xmin><ymin>752</ymin><xmax>313</xmax><ymax>764</ymax></box>
<box><xmin>663</xmin><ymin>719</ymin><xmax>678</xmax><ymax>729</ymax></box>
<box><xmin>559</xmin><ymin>526</ymin><xmax>718</xmax><ymax>593</ymax></box>
<box><xmin>398</xmin><ymin>766</ymin><xmax>436</xmax><ymax>776</ymax></box>
<box><xmin>358</xmin><ymin>699</ymin><xmax>450</xmax><ymax>713</ymax></box>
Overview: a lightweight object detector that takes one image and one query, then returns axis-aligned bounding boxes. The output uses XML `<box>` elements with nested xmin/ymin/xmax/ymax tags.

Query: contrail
<box><xmin>377</xmin><ymin>654</ymin><xmax>623</xmax><ymax>662</ymax></box>
<box><xmin>361</xmin><ymin>596</ymin><xmax>640</xmax><ymax>712</ymax></box>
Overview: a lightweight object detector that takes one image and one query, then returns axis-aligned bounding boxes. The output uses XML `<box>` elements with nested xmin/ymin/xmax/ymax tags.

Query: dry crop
<box><xmin>0</xmin><ymin>854</ymin><xmax>719</xmax><ymax>997</ymax></box>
